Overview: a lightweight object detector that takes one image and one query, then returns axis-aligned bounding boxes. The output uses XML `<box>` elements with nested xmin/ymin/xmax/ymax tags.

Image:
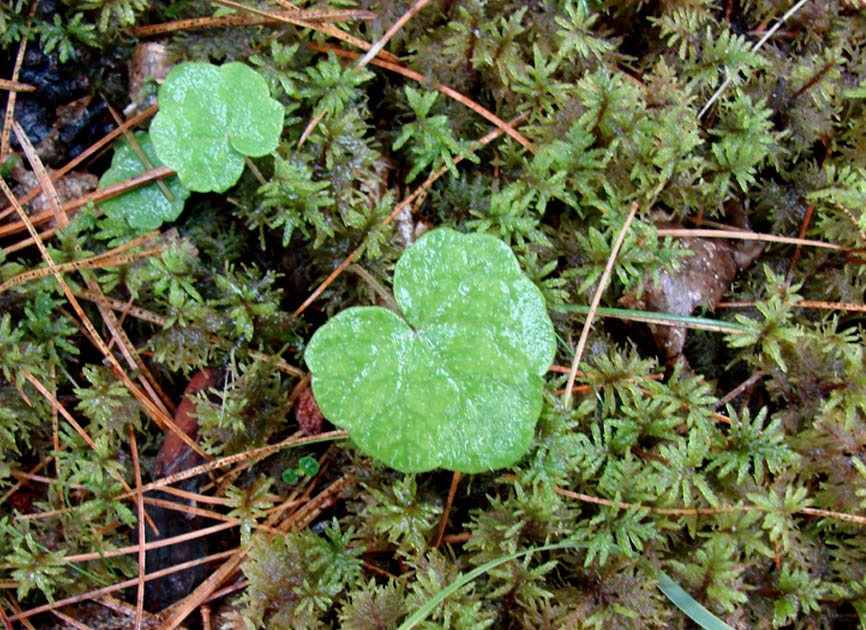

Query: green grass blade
<box><xmin>397</xmin><ymin>541</ymin><xmax>737</xmax><ymax>630</ymax></box>
<box><xmin>29</xmin><ymin>536</ymin><xmax>111</xmax><ymax>586</ymax></box>
<box><xmin>396</xmin><ymin>541</ymin><xmax>580</xmax><ymax>630</ymax></box>
<box><xmin>656</xmin><ymin>570</ymin><xmax>735</xmax><ymax>630</ymax></box>
<box><xmin>63</xmin><ymin>483</ymin><xmax>117</xmax><ymax>581</ymax></box>
<box><xmin>552</xmin><ymin>304</ymin><xmax>755</xmax><ymax>334</ymax></box>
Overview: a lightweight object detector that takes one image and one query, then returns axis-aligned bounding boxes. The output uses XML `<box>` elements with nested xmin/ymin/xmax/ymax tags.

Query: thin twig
<box><xmin>698</xmin><ymin>0</ymin><xmax>811</xmax><ymax>118</ymax></box>
<box><xmin>8</xmin><ymin>550</ymin><xmax>237</xmax><ymax>623</ymax></box>
<box><xmin>315</xmin><ymin>44</ymin><xmax>535</xmax><ymax>152</ymax></box>
<box><xmin>0</xmin><ymin>143</ymin><xmax>211</xmax><ymax>466</ymax></box>
<box><xmin>103</xmin><ymin>98</ymin><xmax>174</xmax><ymax>202</ymax></box>
<box><xmin>435</xmin><ymin>471</ymin><xmax>461</xmax><ymax>548</ymax></box>
<box><xmin>718</xmin><ymin>299</ymin><xmax>866</xmax><ymax>313</ymax></box>
<box><xmin>563</xmin><ymin>202</ymin><xmax>639</xmax><ymax>409</ymax></box>
<box><xmin>785</xmin><ymin>203</ymin><xmax>814</xmax><ymax>286</ymax></box>
<box><xmin>128</xmin><ymin>425</ymin><xmax>145</xmax><ymax>630</ymax></box>
<box><xmin>0</xmin><ymin>0</ymin><xmax>34</xmax><ymax>156</ymax></box>
<box><xmin>657</xmin><ymin>227</ymin><xmax>843</xmax><ymax>250</ymax></box>
<box><xmin>0</xmin><ymin>104</ymin><xmax>159</xmax><ymax>224</ymax></box>
<box><xmin>0</xmin><ymin>78</ymin><xmax>34</xmax><ymax>92</ymax></box>
<box><xmin>715</xmin><ymin>373</ymin><xmax>764</xmax><ymax>410</ymax></box>
<box><xmin>12</xmin><ymin>122</ymin><xmax>183</xmax><ymax>453</ymax></box>
<box><xmin>356</xmin><ymin>0</ymin><xmax>432</xmax><ymax>68</ymax></box>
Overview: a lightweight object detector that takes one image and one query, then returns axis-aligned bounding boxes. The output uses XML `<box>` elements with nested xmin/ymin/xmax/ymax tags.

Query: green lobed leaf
<box><xmin>150</xmin><ymin>61</ymin><xmax>284</xmax><ymax>193</ymax></box>
<box><xmin>305</xmin><ymin>228</ymin><xmax>555</xmax><ymax>473</ymax></box>
<box><xmin>97</xmin><ymin>131</ymin><xmax>190</xmax><ymax>231</ymax></box>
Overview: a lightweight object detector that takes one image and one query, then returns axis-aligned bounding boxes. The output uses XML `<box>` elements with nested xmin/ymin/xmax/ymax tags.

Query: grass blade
<box><xmin>553</xmin><ymin>304</ymin><xmax>755</xmax><ymax>334</ymax></box>
<box><xmin>397</xmin><ymin>541</ymin><xmax>737</xmax><ymax>630</ymax></box>
<box><xmin>657</xmin><ymin>570</ymin><xmax>735</xmax><ymax>630</ymax></box>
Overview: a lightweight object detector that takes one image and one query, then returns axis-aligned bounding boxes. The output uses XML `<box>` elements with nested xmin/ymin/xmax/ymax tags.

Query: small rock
<box><xmin>620</xmin><ymin>214</ymin><xmax>764</xmax><ymax>362</ymax></box>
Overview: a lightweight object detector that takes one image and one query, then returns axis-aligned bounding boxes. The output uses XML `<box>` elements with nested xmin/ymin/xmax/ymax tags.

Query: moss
<box><xmin>2</xmin><ymin>0</ymin><xmax>866</xmax><ymax>628</ymax></box>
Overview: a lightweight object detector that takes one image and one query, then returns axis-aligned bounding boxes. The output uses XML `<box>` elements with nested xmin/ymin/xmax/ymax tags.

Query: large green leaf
<box><xmin>149</xmin><ymin>62</ymin><xmax>284</xmax><ymax>193</ymax></box>
<box><xmin>97</xmin><ymin>131</ymin><xmax>189</xmax><ymax>231</ymax></box>
<box><xmin>305</xmin><ymin>228</ymin><xmax>555</xmax><ymax>473</ymax></box>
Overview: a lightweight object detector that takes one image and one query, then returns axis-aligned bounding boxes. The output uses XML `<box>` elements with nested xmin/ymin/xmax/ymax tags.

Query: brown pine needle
<box><xmin>563</xmin><ymin>202</ymin><xmax>639</xmax><ymax>409</ymax></box>
<box><xmin>14</xmin><ymin>121</ymin><xmax>177</xmax><ymax>435</ymax></box>
<box><xmin>0</xmin><ymin>246</ymin><xmax>166</xmax><ymax>293</ymax></box>
<box><xmin>0</xmin><ymin>1</ymin><xmax>33</xmax><ymax>157</ymax></box>
<box><xmin>836</xmin><ymin>201</ymin><xmax>866</xmax><ymax>243</ymax></box>
<box><xmin>785</xmin><ymin>203</ymin><xmax>814</xmax><ymax>286</ymax></box>
<box><xmin>8</xmin><ymin>550</ymin><xmax>237</xmax><ymax>623</ymax></box>
<box><xmin>72</xmin><ymin>287</ymin><xmax>305</xmax><ymax>378</ymax></box>
<box><xmin>210</xmin><ymin>0</ymin><xmax>375</xmax><ymax>24</ymax></box>
<box><xmin>314</xmin><ymin>44</ymin><xmax>535</xmax><ymax>153</ymax></box>
<box><xmin>280</xmin><ymin>473</ymin><xmax>354</xmax><ymax>532</ymax></box>
<box><xmin>103</xmin><ymin>98</ymin><xmax>174</xmax><ymax>202</ymax></box>
<box><xmin>656</xmin><ymin>228</ymin><xmax>844</xmax><ymax>251</ymax></box>
<box><xmin>0</xmin><ymin>459</ymin><xmax>48</xmax><ymax>507</ymax></box>
<box><xmin>115</xmin><ymin>430</ymin><xmax>347</xmax><ymax>501</ymax></box>
<box><xmin>0</xmin><ymin>165</ymin><xmax>173</xmax><ymax>244</ymax></box>
<box><xmin>356</xmin><ymin>0</ymin><xmax>431</xmax><ymax>68</ymax></box>
<box><xmin>292</xmin><ymin>112</ymin><xmax>529</xmax><ymax>317</ymax></box>
<box><xmin>717</xmin><ymin>299</ymin><xmax>866</xmax><ymax>313</ymax></box>
<box><xmin>133</xmin><ymin>7</ymin><xmax>384</xmax><ymax>52</ymax></box>
<box><xmin>435</xmin><ymin>471</ymin><xmax>461</xmax><ymax>548</ymax></box>
<box><xmin>698</xmin><ymin>0</ymin><xmax>810</xmax><ymax>118</ymax></box>
<box><xmin>0</xmin><ymin>148</ymin><xmax>209</xmax><ymax>465</ymax></box>
<box><xmin>298</xmin><ymin>109</ymin><xmax>327</xmax><ymax>148</ymax></box>
<box><xmin>18</xmin><ymin>369</ymin><xmax>160</xmax><ymax>534</ymax></box>
<box><xmin>206</xmin><ymin>0</ymin><xmax>379</xmax><ymax>64</ymax></box>
<box><xmin>128</xmin><ymin>425</ymin><xmax>146</xmax><ymax>630</ymax></box>
<box><xmin>292</xmin><ymin>0</ymin><xmax>424</xmax><ymax>147</ymax></box>
<box><xmin>142</xmin><ymin>496</ymin><xmax>284</xmax><ymax>534</ymax></box>
<box><xmin>159</xmin><ymin>471</ymin><xmax>354</xmax><ymax>630</ymax></box>
<box><xmin>50</xmin><ymin>609</ymin><xmax>97</xmax><ymax>630</ymax></box>
<box><xmin>272</xmin><ymin>0</ymin><xmax>399</xmax><ymax>62</ymax></box>
<box><xmin>13</xmin><ymin>121</ymin><xmax>69</xmax><ymax>229</ymax></box>
<box><xmin>502</xmin><ymin>476</ymin><xmax>866</xmax><ymax>526</ymax></box>
<box><xmin>0</xmin><ymin>104</ymin><xmax>159</xmax><ymax>224</ymax></box>
<box><xmin>0</xmin><ymin>78</ymin><xmax>34</xmax><ymax>92</ymax></box>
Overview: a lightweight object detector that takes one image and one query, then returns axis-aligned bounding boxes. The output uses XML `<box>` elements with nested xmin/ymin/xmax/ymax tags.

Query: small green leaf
<box><xmin>97</xmin><ymin>131</ymin><xmax>190</xmax><ymax>231</ymax></box>
<box><xmin>150</xmin><ymin>61</ymin><xmax>284</xmax><ymax>193</ymax></box>
<box><xmin>297</xmin><ymin>455</ymin><xmax>319</xmax><ymax>477</ymax></box>
<box><xmin>305</xmin><ymin>228</ymin><xmax>555</xmax><ymax>473</ymax></box>
<box><xmin>282</xmin><ymin>468</ymin><xmax>299</xmax><ymax>485</ymax></box>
